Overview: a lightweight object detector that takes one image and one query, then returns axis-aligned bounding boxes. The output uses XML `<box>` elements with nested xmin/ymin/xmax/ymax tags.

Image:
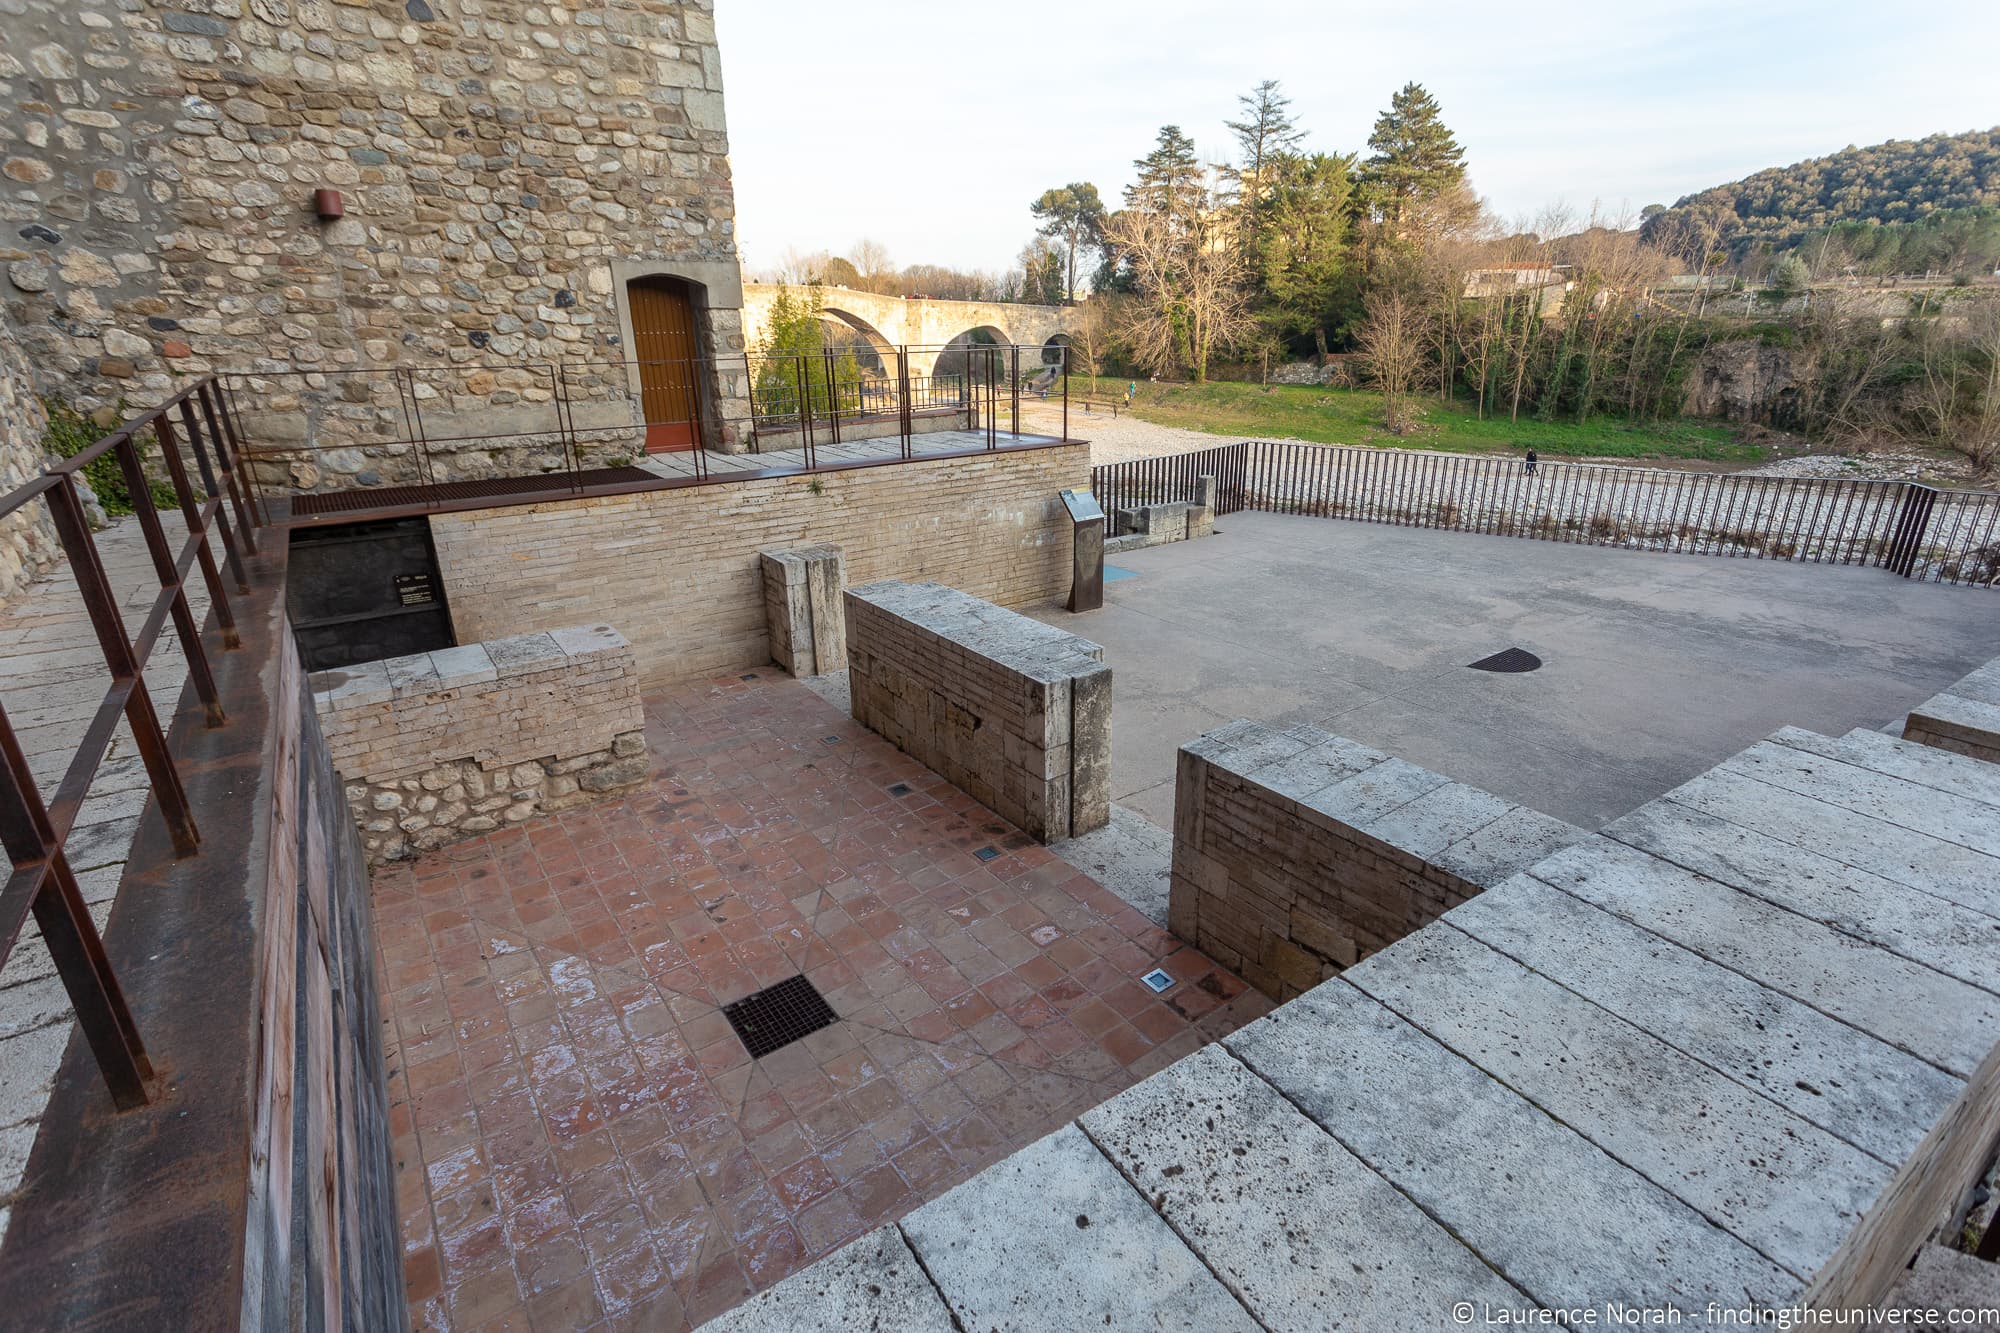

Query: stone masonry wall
<box><xmin>310</xmin><ymin>622</ymin><xmax>646</xmax><ymax>862</ymax></box>
<box><xmin>846</xmin><ymin>580</ymin><xmax>1110</xmax><ymax>843</ymax></box>
<box><xmin>0</xmin><ymin>314</ymin><xmax>57</xmax><ymax>610</ymax></box>
<box><xmin>1902</xmin><ymin>656</ymin><xmax>2000</xmax><ymax>767</ymax></box>
<box><xmin>1171</xmin><ymin>719</ymin><xmax>1584</xmax><ymax>1001</ymax></box>
<box><xmin>429</xmin><ymin>441</ymin><xmax>1091</xmax><ymax>690</ymax></box>
<box><xmin>0</xmin><ymin>0</ymin><xmax>747</xmax><ymax>486</ymax></box>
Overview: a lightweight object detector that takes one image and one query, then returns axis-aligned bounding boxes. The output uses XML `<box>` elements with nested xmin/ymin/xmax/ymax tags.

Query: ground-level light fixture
<box><xmin>313</xmin><ymin>189</ymin><xmax>345</xmax><ymax>220</ymax></box>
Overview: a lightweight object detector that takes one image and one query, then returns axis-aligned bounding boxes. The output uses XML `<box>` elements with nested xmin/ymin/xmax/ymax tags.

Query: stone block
<box><xmin>898</xmin><ymin>1125</ymin><xmax>1256</xmax><ymax>1331</ymax></box>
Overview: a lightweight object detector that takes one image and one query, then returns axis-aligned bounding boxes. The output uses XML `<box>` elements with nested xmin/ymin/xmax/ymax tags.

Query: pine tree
<box><xmin>1361</xmin><ymin>83</ymin><xmax>1467</xmax><ymax>224</ymax></box>
<box><xmin>1226</xmin><ymin>80</ymin><xmax>1305</xmax><ymax>221</ymax></box>
<box><xmin>1126</xmin><ymin>125</ymin><xmax>1205</xmax><ymax>220</ymax></box>
<box><xmin>1030</xmin><ymin>183</ymin><xmax>1108</xmax><ymax>304</ymax></box>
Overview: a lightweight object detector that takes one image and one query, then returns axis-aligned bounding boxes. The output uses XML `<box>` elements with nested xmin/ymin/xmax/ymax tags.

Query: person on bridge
<box><xmin>1524</xmin><ymin>448</ymin><xmax>1539</xmax><ymax>476</ymax></box>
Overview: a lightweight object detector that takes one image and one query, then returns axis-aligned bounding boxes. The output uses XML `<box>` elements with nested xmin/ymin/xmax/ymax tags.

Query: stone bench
<box><xmin>1903</xmin><ymin>656</ymin><xmax>2000</xmax><ymax>765</ymax></box>
<box><xmin>1171</xmin><ymin>718</ymin><xmax>1585</xmax><ymax>1000</ymax></box>
<box><xmin>845</xmin><ymin>580</ymin><xmax>1110</xmax><ymax>842</ymax></box>
<box><xmin>310</xmin><ymin>623</ymin><xmax>647</xmax><ymax>862</ymax></box>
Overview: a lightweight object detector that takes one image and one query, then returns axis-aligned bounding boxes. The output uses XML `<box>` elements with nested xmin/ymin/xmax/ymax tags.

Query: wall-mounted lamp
<box><xmin>313</xmin><ymin>189</ymin><xmax>345</xmax><ymax>221</ymax></box>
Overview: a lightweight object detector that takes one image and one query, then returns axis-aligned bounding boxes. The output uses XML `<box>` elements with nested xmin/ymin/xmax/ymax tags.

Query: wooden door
<box><xmin>628</xmin><ymin>278</ymin><xmax>704</xmax><ymax>451</ymax></box>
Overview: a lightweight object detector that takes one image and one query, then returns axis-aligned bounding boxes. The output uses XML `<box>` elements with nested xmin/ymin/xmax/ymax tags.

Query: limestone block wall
<box><xmin>0</xmin><ymin>0</ymin><xmax>747</xmax><ymax>483</ymax></box>
<box><xmin>311</xmin><ymin>623</ymin><xmax>646</xmax><ymax>863</ymax></box>
<box><xmin>1171</xmin><ymin>719</ymin><xmax>1584</xmax><ymax>1000</ymax></box>
<box><xmin>846</xmin><ymin>580</ymin><xmax>1110</xmax><ymax>843</ymax></box>
<box><xmin>0</xmin><ymin>315</ymin><xmax>57</xmax><ymax>610</ymax></box>
<box><xmin>1903</xmin><ymin>657</ymin><xmax>2000</xmax><ymax>765</ymax></box>
<box><xmin>762</xmin><ymin>542</ymin><xmax>845</xmax><ymax>676</ymax></box>
<box><xmin>429</xmin><ymin>442</ymin><xmax>1089</xmax><ymax>689</ymax></box>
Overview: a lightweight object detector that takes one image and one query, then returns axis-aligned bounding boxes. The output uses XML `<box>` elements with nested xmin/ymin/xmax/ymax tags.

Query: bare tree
<box><xmin>1357</xmin><ymin>290</ymin><xmax>1427</xmax><ymax>433</ymax></box>
<box><xmin>1103</xmin><ymin>206</ymin><xmax>1256</xmax><ymax>383</ymax></box>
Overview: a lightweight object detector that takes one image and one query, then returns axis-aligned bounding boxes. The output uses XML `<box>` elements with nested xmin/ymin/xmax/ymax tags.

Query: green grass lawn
<box><xmin>1109</xmin><ymin>381</ymin><xmax>1767</xmax><ymax>463</ymax></box>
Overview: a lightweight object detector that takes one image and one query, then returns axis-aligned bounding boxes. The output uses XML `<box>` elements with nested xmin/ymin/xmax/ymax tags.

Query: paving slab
<box><xmin>1452</xmin><ymin>876</ymin><xmax>1964</xmax><ymax>1163</ymax></box>
<box><xmin>1533</xmin><ymin>834</ymin><xmax>2000</xmax><ymax>1077</ymax></box>
<box><xmin>1081</xmin><ymin>1044</ymin><xmax>1528</xmax><ymax>1330</ymax></box>
<box><xmin>1603</xmin><ymin>798</ymin><xmax>2000</xmax><ymax>993</ymax></box>
<box><xmin>1226</xmin><ymin>980</ymin><xmax>1797</xmax><ymax>1307</ymax></box>
<box><xmin>897</xmin><ymin>1124</ymin><xmax>1259</xmax><ymax>1332</ymax></box>
<box><xmin>1664</xmin><ymin>766</ymin><xmax>2000</xmax><ymax>918</ymax></box>
<box><xmin>1346</xmin><ymin>921</ymin><xmax>1890</xmax><ymax>1277</ymax></box>
<box><xmin>1718</xmin><ymin>740</ymin><xmax>2000</xmax><ymax>858</ymax></box>
<box><xmin>695</xmin><ymin>1227</ymin><xmax>955</xmax><ymax>1333</ymax></box>
<box><xmin>1778</xmin><ymin>726</ymin><xmax>2000</xmax><ymax>808</ymax></box>
<box><xmin>1428</xmin><ymin>805</ymin><xmax>1587</xmax><ymax>887</ymax></box>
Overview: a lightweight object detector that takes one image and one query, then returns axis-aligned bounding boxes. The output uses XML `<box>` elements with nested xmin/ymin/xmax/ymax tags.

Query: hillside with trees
<box><xmin>1640</xmin><ymin>129</ymin><xmax>2000</xmax><ymax>265</ymax></box>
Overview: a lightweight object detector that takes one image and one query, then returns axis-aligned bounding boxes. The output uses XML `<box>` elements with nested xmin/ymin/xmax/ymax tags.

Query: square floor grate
<box><xmin>1467</xmin><ymin>647</ymin><xmax>1543</xmax><ymax>674</ymax></box>
<box><xmin>973</xmin><ymin>845</ymin><xmax>1000</xmax><ymax>862</ymax></box>
<box><xmin>723</xmin><ymin>975</ymin><xmax>839</xmax><ymax>1059</ymax></box>
<box><xmin>888</xmin><ymin>782</ymin><xmax>912</xmax><ymax>797</ymax></box>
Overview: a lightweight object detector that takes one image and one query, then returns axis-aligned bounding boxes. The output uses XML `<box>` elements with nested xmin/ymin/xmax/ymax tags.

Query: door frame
<box><xmin>610</xmin><ymin>258</ymin><xmax>746</xmax><ymax>453</ymax></box>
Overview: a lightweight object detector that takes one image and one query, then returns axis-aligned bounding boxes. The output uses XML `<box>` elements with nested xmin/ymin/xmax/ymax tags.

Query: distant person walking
<box><xmin>1524</xmin><ymin>448</ymin><xmax>1539</xmax><ymax>476</ymax></box>
<box><xmin>1126</xmin><ymin>381</ymin><xmax>1136</xmax><ymax>404</ymax></box>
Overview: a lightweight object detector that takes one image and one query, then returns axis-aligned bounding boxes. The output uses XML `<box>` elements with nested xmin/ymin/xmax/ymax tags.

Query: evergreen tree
<box><xmin>1361</xmin><ymin>83</ymin><xmax>1467</xmax><ymax>224</ymax></box>
<box><xmin>1029</xmin><ymin>182</ymin><xmax>1108</xmax><ymax>303</ymax></box>
<box><xmin>1259</xmin><ymin>152</ymin><xmax>1356</xmax><ymax>361</ymax></box>
<box><xmin>1126</xmin><ymin>125</ymin><xmax>1205</xmax><ymax>220</ymax></box>
<box><xmin>1226</xmin><ymin>80</ymin><xmax>1305</xmax><ymax>235</ymax></box>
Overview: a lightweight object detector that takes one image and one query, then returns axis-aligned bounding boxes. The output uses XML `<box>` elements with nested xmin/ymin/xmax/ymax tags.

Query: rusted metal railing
<box><xmin>1091</xmin><ymin>442</ymin><xmax>1250</xmax><ymax>518</ymax></box>
<box><xmin>0</xmin><ymin>376</ymin><xmax>260</xmax><ymax>1109</ymax></box>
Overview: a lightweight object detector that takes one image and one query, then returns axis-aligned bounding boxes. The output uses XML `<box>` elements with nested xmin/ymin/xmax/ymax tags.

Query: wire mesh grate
<box><xmin>722</xmin><ymin>975</ymin><xmax>840</xmax><ymax>1059</ymax></box>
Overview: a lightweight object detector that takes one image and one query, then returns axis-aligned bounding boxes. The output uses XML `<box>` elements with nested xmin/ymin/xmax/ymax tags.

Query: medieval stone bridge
<box><xmin>741</xmin><ymin>283</ymin><xmax>1084</xmax><ymax>379</ymax></box>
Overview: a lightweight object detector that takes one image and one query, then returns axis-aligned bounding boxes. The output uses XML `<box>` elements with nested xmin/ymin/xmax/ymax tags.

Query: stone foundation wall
<box><xmin>0</xmin><ymin>0</ymin><xmax>749</xmax><ymax>486</ymax></box>
<box><xmin>310</xmin><ymin>623</ymin><xmax>646</xmax><ymax>863</ymax></box>
<box><xmin>429</xmin><ymin>441</ymin><xmax>1091</xmax><ymax>690</ymax></box>
<box><xmin>846</xmin><ymin>580</ymin><xmax>1110</xmax><ymax>843</ymax></box>
<box><xmin>1903</xmin><ymin>657</ymin><xmax>2000</xmax><ymax>766</ymax></box>
<box><xmin>1105</xmin><ymin>493</ymin><xmax>1215</xmax><ymax>556</ymax></box>
<box><xmin>762</xmin><ymin>542</ymin><xmax>845</xmax><ymax>677</ymax></box>
<box><xmin>1171</xmin><ymin>719</ymin><xmax>1584</xmax><ymax>1000</ymax></box>
<box><xmin>0</xmin><ymin>315</ymin><xmax>57</xmax><ymax>610</ymax></box>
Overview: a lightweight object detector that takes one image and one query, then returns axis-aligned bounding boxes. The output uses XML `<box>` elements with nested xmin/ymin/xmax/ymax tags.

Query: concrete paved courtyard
<box><xmin>1034</xmin><ymin>510</ymin><xmax>2000</xmax><ymax>829</ymax></box>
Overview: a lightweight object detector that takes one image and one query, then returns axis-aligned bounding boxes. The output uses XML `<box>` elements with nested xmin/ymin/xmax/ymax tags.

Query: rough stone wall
<box><xmin>310</xmin><ymin>622</ymin><xmax>646</xmax><ymax>862</ymax></box>
<box><xmin>0</xmin><ymin>0</ymin><xmax>746</xmax><ymax>485</ymax></box>
<box><xmin>845</xmin><ymin>580</ymin><xmax>1110</xmax><ymax>843</ymax></box>
<box><xmin>429</xmin><ymin>441</ymin><xmax>1091</xmax><ymax>689</ymax></box>
<box><xmin>1170</xmin><ymin>719</ymin><xmax>1584</xmax><ymax>1001</ymax></box>
<box><xmin>0</xmin><ymin>315</ymin><xmax>57</xmax><ymax>609</ymax></box>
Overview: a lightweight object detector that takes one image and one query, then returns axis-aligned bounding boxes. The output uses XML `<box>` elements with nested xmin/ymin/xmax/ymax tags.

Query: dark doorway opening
<box><xmin>288</xmin><ymin>517</ymin><xmax>455</xmax><ymax>672</ymax></box>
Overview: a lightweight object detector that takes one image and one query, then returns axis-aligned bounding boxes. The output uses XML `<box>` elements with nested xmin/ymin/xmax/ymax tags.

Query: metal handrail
<box><xmin>0</xmin><ymin>376</ymin><xmax>262</xmax><ymax>1109</ymax></box>
<box><xmin>224</xmin><ymin>343</ymin><xmax>1073</xmax><ymax>508</ymax></box>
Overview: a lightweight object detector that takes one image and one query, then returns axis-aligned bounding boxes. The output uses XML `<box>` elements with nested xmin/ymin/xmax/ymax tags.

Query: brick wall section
<box><xmin>311</xmin><ymin>623</ymin><xmax>645</xmax><ymax>863</ymax></box>
<box><xmin>761</xmin><ymin>542</ymin><xmax>845</xmax><ymax>677</ymax></box>
<box><xmin>1170</xmin><ymin>719</ymin><xmax>1584</xmax><ymax>1001</ymax></box>
<box><xmin>846</xmin><ymin>580</ymin><xmax>1111</xmax><ymax>843</ymax></box>
<box><xmin>1902</xmin><ymin>656</ymin><xmax>2000</xmax><ymax>766</ymax></box>
<box><xmin>428</xmin><ymin>442</ymin><xmax>1089</xmax><ymax>689</ymax></box>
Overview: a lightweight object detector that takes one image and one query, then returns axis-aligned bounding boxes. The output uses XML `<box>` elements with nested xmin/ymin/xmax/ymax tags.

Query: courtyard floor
<box><xmin>1035</xmin><ymin>509</ymin><xmax>2000</xmax><ymax>829</ymax></box>
<box><xmin>372</xmin><ymin>673</ymin><xmax>1267</xmax><ymax>1332</ymax></box>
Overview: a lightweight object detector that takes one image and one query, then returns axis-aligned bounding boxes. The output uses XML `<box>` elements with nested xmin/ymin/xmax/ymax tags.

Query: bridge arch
<box><xmin>818</xmin><ymin>306</ymin><xmax>897</xmax><ymax>373</ymax></box>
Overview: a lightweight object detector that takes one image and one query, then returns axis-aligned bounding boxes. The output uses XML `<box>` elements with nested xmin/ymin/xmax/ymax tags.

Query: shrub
<box><xmin>41</xmin><ymin>399</ymin><xmax>179</xmax><ymax>517</ymax></box>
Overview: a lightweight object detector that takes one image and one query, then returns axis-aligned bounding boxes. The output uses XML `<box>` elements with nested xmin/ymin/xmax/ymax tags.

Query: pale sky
<box><xmin>715</xmin><ymin>0</ymin><xmax>2000</xmax><ymax>276</ymax></box>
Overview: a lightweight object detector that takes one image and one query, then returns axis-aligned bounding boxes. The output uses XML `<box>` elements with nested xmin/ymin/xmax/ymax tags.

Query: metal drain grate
<box><xmin>973</xmin><ymin>846</ymin><xmax>1000</xmax><ymax>862</ymax></box>
<box><xmin>1468</xmin><ymin>647</ymin><xmax>1543</xmax><ymax>674</ymax></box>
<box><xmin>888</xmin><ymin>782</ymin><xmax>912</xmax><ymax>797</ymax></box>
<box><xmin>722</xmin><ymin>975</ymin><xmax>839</xmax><ymax>1059</ymax></box>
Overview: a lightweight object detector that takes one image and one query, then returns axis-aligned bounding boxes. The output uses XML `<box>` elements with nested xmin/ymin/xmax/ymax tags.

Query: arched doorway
<box><xmin>627</xmin><ymin>276</ymin><xmax>704</xmax><ymax>451</ymax></box>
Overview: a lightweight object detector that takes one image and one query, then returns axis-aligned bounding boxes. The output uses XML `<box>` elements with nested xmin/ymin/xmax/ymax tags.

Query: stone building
<box><xmin>0</xmin><ymin>0</ymin><xmax>751</xmax><ymax>485</ymax></box>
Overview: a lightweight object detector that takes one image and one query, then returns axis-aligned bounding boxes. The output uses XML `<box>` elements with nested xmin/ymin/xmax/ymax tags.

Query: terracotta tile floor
<box><xmin>372</xmin><ymin>672</ymin><xmax>1271</xmax><ymax>1332</ymax></box>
